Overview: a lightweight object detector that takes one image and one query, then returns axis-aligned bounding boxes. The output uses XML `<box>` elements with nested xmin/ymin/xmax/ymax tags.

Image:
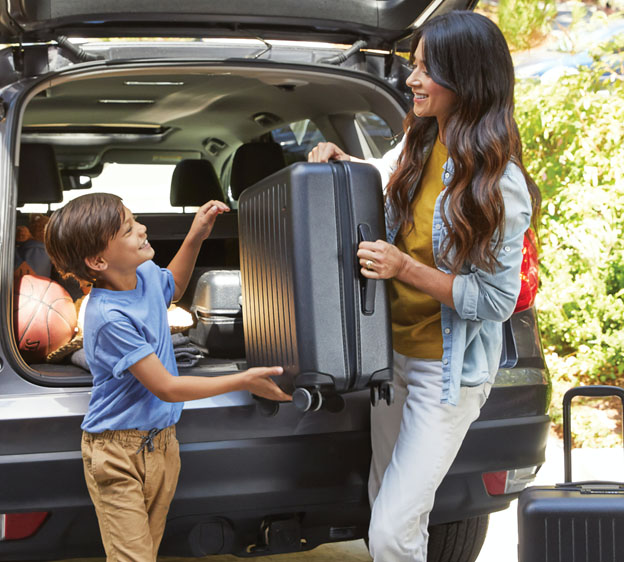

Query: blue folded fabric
<box><xmin>171</xmin><ymin>332</ymin><xmax>203</xmax><ymax>368</ymax></box>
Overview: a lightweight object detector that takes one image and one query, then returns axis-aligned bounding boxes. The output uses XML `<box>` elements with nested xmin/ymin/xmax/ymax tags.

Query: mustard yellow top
<box><xmin>390</xmin><ymin>137</ymin><xmax>448</xmax><ymax>359</ymax></box>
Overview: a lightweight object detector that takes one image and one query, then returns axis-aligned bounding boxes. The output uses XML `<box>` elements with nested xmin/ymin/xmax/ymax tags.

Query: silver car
<box><xmin>0</xmin><ymin>2</ymin><xmax>549</xmax><ymax>560</ymax></box>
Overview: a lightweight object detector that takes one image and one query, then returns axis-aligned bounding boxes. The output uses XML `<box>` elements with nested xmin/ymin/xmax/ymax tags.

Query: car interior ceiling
<box><xmin>21</xmin><ymin>66</ymin><xmax>404</xmax><ymax>175</ymax></box>
<box><xmin>13</xmin><ymin>64</ymin><xmax>405</xmax><ymax>381</ymax></box>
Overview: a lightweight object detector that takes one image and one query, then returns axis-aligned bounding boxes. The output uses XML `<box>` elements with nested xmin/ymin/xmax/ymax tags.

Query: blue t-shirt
<box><xmin>81</xmin><ymin>261</ymin><xmax>184</xmax><ymax>433</ymax></box>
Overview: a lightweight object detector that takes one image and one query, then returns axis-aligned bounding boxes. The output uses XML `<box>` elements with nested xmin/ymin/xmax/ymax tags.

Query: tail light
<box><xmin>514</xmin><ymin>229</ymin><xmax>539</xmax><ymax>313</ymax></box>
<box><xmin>482</xmin><ymin>466</ymin><xmax>539</xmax><ymax>495</ymax></box>
<box><xmin>0</xmin><ymin>512</ymin><xmax>48</xmax><ymax>541</ymax></box>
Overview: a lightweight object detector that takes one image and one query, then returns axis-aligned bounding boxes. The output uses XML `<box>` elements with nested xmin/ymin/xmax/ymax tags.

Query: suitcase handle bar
<box><xmin>358</xmin><ymin>224</ymin><xmax>376</xmax><ymax>315</ymax></box>
<box><xmin>562</xmin><ymin>385</ymin><xmax>624</xmax><ymax>482</ymax></box>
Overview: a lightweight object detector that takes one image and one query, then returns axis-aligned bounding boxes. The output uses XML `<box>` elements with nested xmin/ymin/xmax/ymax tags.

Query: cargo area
<box><xmin>9</xmin><ymin>58</ymin><xmax>405</xmax><ymax>386</ymax></box>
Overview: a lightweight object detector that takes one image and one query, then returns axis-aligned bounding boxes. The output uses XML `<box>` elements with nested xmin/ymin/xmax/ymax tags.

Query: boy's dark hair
<box><xmin>44</xmin><ymin>193</ymin><xmax>125</xmax><ymax>283</ymax></box>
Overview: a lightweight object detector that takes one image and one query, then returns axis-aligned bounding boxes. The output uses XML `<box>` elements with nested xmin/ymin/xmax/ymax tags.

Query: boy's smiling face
<box><xmin>94</xmin><ymin>205</ymin><xmax>154</xmax><ymax>286</ymax></box>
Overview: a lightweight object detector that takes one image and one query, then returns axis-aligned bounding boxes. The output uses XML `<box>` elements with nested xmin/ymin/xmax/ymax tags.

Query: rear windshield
<box><xmin>20</xmin><ymin>163</ymin><xmax>179</xmax><ymax>214</ymax></box>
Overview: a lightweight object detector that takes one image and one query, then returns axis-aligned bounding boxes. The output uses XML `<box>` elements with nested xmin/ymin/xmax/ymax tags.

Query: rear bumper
<box><xmin>430</xmin><ymin>412</ymin><xmax>551</xmax><ymax>525</ymax></box>
<box><xmin>0</xmin><ymin>411</ymin><xmax>549</xmax><ymax>559</ymax></box>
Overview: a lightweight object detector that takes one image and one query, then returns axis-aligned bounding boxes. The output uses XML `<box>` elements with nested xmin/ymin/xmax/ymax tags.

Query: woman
<box><xmin>308</xmin><ymin>11</ymin><xmax>541</xmax><ymax>561</ymax></box>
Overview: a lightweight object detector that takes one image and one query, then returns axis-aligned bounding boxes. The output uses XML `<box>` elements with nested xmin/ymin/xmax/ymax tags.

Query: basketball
<box><xmin>14</xmin><ymin>274</ymin><xmax>78</xmax><ymax>362</ymax></box>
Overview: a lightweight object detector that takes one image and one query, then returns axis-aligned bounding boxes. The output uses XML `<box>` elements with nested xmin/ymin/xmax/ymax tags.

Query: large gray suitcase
<box><xmin>518</xmin><ymin>385</ymin><xmax>624</xmax><ymax>561</ymax></box>
<box><xmin>188</xmin><ymin>269</ymin><xmax>245</xmax><ymax>358</ymax></box>
<box><xmin>238</xmin><ymin>161</ymin><xmax>393</xmax><ymax>412</ymax></box>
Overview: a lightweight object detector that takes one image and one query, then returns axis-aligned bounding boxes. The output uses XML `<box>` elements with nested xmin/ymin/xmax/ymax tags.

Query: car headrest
<box><xmin>230</xmin><ymin>142</ymin><xmax>286</xmax><ymax>200</ymax></box>
<box><xmin>170</xmin><ymin>159</ymin><xmax>224</xmax><ymax>207</ymax></box>
<box><xmin>17</xmin><ymin>144</ymin><xmax>63</xmax><ymax>207</ymax></box>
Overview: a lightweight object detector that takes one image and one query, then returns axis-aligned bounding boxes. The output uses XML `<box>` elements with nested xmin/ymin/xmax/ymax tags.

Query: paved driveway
<box><xmin>162</xmin><ymin>540</ymin><xmax>371</xmax><ymax>562</ymax></box>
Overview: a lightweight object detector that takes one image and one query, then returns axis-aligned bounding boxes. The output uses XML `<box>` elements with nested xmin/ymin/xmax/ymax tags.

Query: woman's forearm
<box><xmin>396</xmin><ymin>254</ymin><xmax>456</xmax><ymax>309</ymax></box>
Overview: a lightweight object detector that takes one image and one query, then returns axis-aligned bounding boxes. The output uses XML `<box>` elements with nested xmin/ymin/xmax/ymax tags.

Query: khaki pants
<box><xmin>81</xmin><ymin>426</ymin><xmax>181</xmax><ymax>562</ymax></box>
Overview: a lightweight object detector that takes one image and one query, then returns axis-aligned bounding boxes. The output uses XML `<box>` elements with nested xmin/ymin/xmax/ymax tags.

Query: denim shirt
<box><xmin>368</xmin><ymin>134</ymin><xmax>532</xmax><ymax>405</ymax></box>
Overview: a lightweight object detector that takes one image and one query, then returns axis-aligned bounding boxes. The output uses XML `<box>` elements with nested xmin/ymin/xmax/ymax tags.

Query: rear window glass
<box><xmin>355</xmin><ymin>112</ymin><xmax>396</xmax><ymax>157</ymax></box>
<box><xmin>270</xmin><ymin>119</ymin><xmax>326</xmax><ymax>165</ymax></box>
<box><xmin>19</xmin><ymin>163</ymin><xmax>179</xmax><ymax>214</ymax></box>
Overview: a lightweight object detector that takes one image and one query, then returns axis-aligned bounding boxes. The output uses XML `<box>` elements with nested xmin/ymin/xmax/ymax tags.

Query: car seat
<box><xmin>15</xmin><ymin>144</ymin><xmax>63</xmax><ymax>280</ymax></box>
<box><xmin>17</xmin><ymin>143</ymin><xmax>63</xmax><ymax>209</ymax></box>
<box><xmin>229</xmin><ymin>141</ymin><xmax>286</xmax><ymax>201</ymax></box>
<box><xmin>168</xmin><ymin>158</ymin><xmax>235</xmax><ymax>272</ymax></box>
<box><xmin>170</xmin><ymin>159</ymin><xmax>224</xmax><ymax>210</ymax></box>
<box><xmin>15</xmin><ymin>143</ymin><xmax>87</xmax><ymax>300</ymax></box>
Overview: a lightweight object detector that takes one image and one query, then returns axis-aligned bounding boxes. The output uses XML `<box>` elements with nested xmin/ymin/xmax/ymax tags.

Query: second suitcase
<box><xmin>238</xmin><ymin>161</ymin><xmax>393</xmax><ymax>411</ymax></box>
<box><xmin>518</xmin><ymin>385</ymin><xmax>624</xmax><ymax>562</ymax></box>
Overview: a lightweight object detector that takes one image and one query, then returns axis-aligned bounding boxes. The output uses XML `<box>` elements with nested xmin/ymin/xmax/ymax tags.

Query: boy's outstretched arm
<box><xmin>167</xmin><ymin>200</ymin><xmax>230</xmax><ymax>301</ymax></box>
<box><xmin>129</xmin><ymin>353</ymin><xmax>292</xmax><ymax>403</ymax></box>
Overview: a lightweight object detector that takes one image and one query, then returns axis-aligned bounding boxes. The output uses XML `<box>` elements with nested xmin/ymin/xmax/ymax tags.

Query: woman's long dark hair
<box><xmin>386</xmin><ymin>11</ymin><xmax>541</xmax><ymax>273</ymax></box>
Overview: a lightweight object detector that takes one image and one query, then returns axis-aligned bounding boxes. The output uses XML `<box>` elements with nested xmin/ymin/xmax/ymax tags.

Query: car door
<box><xmin>0</xmin><ymin>0</ymin><xmax>476</xmax><ymax>45</ymax></box>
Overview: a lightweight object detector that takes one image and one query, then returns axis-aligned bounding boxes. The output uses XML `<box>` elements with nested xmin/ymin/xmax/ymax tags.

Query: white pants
<box><xmin>368</xmin><ymin>352</ymin><xmax>491</xmax><ymax>562</ymax></box>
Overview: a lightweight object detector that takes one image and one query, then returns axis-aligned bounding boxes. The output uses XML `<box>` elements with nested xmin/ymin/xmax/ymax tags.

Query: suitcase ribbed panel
<box><xmin>541</xmin><ymin>515</ymin><xmax>622</xmax><ymax>561</ymax></box>
<box><xmin>239</xmin><ymin>182</ymin><xmax>298</xmax><ymax>371</ymax></box>
<box><xmin>519</xmin><ymin>490</ymin><xmax>624</xmax><ymax>562</ymax></box>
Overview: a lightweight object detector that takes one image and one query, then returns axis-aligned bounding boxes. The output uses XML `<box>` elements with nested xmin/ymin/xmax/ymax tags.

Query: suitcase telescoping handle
<box><xmin>562</xmin><ymin>385</ymin><xmax>624</xmax><ymax>482</ymax></box>
<box><xmin>357</xmin><ymin>224</ymin><xmax>376</xmax><ymax>315</ymax></box>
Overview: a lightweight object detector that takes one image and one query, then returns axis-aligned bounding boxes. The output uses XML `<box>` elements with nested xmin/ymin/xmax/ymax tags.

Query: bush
<box><xmin>513</xmin><ymin>31</ymin><xmax>624</xmax><ymax>445</ymax></box>
<box><xmin>496</xmin><ymin>0</ymin><xmax>557</xmax><ymax>50</ymax></box>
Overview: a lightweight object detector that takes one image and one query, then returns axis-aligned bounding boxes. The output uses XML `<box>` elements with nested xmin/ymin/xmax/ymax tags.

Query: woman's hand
<box><xmin>357</xmin><ymin>240</ymin><xmax>407</xmax><ymax>280</ymax></box>
<box><xmin>307</xmin><ymin>142</ymin><xmax>352</xmax><ymax>163</ymax></box>
<box><xmin>358</xmin><ymin>240</ymin><xmax>456</xmax><ymax>308</ymax></box>
<box><xmin>242</xmin><ymin>367</ymin><xmax>293</xmax><ymax>402</ymax></box>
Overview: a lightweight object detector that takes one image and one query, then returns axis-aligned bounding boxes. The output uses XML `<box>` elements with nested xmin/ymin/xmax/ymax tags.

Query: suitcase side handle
<box><xmin>562</xmin><ymin>385</ymin><xmax>624</xmax><ymax>482</ymax></box>
<box><xmin>358</xmin><ymin>224</ymin><xmax>376</xmax><ymax>315</ymax></box>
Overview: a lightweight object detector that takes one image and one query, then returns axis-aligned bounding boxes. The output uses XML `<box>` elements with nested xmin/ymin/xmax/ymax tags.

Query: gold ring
<box><xmin>365</xmin><ymin>259</ymin><xmax>374</xmax><ymax>271</ymax></box>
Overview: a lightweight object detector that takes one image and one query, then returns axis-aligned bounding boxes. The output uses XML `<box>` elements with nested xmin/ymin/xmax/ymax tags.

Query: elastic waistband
<box><xmin>82</xmin><ymin>425</ymin><xmax>176</xmax><ymax>449</ymax></box>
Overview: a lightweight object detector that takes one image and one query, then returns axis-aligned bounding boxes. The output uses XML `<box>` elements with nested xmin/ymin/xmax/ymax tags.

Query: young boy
<box><xmin>44</xmin><ymin>192</ymin><xmax>290</xmax><ymax>561</ymax></box>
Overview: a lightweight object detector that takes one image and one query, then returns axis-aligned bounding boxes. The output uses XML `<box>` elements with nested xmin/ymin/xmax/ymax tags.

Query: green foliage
<box><xmin>555</xmin><ymin>4</ymin><xmax>622</xmax><ymax>55</ymax></box>
<box><xmin>514</xmin><ymin>34</ymin><xmax>624</xmax><ymax>390</ymax></box>
<box><xmin>496</xmin><ymin>0</ymin><xmax>557</xmax><ymax>50</ymax></box>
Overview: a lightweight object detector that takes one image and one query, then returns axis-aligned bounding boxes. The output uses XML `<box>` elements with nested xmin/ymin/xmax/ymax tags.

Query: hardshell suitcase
<box><xmin>518</xmin><ymin>385</ymin><xmax>624</xmax><ymax>562</ymax></box>
<box><xmin>188</xmin><ymin>269</ymin><xmax>245</xmax><ymax>358</ymax></box>
<box><xmin>238</xmin><ymin>160</ymin><xmax>393</xmax><ymax>411</ymax></box>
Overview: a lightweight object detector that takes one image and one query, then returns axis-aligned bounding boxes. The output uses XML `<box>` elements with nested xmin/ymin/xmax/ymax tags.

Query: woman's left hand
<box><xmin>357</xmin><ymin>240</ymin><xmax>407</xmax><ymax>279</ymax></box>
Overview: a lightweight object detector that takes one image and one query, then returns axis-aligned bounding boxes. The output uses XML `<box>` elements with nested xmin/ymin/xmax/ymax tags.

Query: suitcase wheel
<box><xmin>370</xmin><ymin>385</ymin><xmax>380</xmax><ymax>407</ymax></box>
<box><xmin>371</xmin><ymin>382</ymin><xmax>394</xmax><ymax>407</ymax></box>
<box><xmin>380</xmin><ymin>382</ymin><xmax>394</xmax><ymax>406</ymax></box>
<box><xmin>292</xmin><ymin>387</ymin><xmax>323</xmax><ymax>412</ymax></box>
<box><xmin>323</xmin><ymin>393</ymin><xmax>346</xmax><ymax>413</ymax></box>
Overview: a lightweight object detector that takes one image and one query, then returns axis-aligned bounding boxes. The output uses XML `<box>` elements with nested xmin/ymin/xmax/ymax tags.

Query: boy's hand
<box><xmin>189</xmin><ymin>200</ymin><xmax>230</xmax><ymax>242</ymax></box>
<box><xmin>243</xmin><ymin>366</ymin><xmax>292</xmax><ymax>402</ymax></box>
<box><xmin>169</xmin><ymin>199</ymin><xmax>230</xmax><ymax>301</ymax></box>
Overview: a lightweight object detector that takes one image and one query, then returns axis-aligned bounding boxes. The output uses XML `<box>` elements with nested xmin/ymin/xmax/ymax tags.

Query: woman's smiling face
<box><xmin>406</xmin><ymin>39</ymin><xmax>458</xmax><ymax>130</ymax></box>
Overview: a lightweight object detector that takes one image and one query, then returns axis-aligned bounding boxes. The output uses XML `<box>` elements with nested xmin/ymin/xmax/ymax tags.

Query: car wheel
<box><xmin>427</xmin><ymin>515</ymin><xmax>489</xmax><ymax>562</ymax></box>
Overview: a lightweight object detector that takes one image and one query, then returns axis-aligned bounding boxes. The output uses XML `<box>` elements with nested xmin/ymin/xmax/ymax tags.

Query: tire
<box><xmin>426</xmin><ymin>515</ymin><xmax>489</xmax><ymax>562</ymax></box>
